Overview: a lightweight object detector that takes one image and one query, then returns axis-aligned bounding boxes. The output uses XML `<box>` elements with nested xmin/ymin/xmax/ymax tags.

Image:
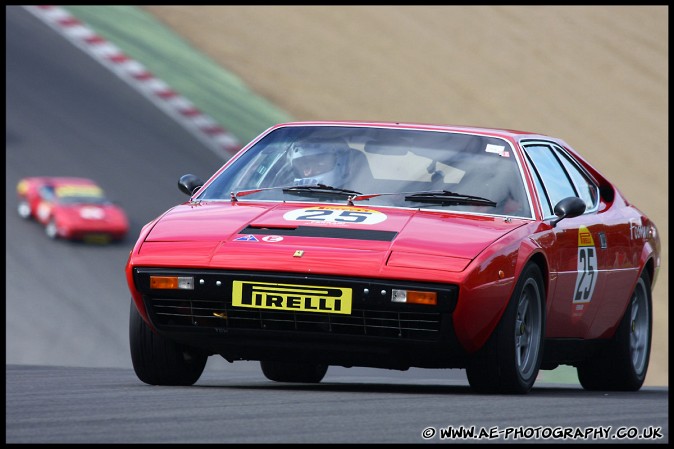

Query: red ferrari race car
<box><xmin>125</xmin><ymin>121</ymin><xmax>660</xmax><ymax>394</ymax></box>
<box><xmin>17</xmin><ymin>176</ymin><xmax>129</xmax><ymax>244</ymax></box>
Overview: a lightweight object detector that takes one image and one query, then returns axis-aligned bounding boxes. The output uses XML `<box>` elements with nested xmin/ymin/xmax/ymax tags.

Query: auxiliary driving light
<box><xmin>150</xmin><ymin>276</ymin><xmax>194</xmax><ymax>290</ymax></box>
<box><xmin>391</xmin><ymin>289</ymin><xmax>437</xmax><ymax>305</ymax></box>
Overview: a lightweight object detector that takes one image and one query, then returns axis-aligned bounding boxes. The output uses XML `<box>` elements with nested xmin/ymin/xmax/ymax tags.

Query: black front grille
<box><xmin>136</xmin><ymin>268</ymin><xmax>457</xmax><ymax>343</ymax></box>
<box><xmin>148</xmin><ymin>296</ymin><xmax>442</xmax><ymax>340</ymax></box>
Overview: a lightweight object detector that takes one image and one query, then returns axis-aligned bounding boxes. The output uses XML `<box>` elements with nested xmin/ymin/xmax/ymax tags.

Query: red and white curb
<box><xmin>23</xmin><ymin>5</ymin><xmax>242</xmax><ymax>159</ymax></box>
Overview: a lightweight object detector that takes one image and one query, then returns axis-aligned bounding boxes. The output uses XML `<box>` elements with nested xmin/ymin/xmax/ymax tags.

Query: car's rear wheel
<box><xmin>577</xmin><ymin>270</ymin><xmax>652</xmax><ymax>391</ymax></box>
<box><xmin>17</xmin><ymin>200</ymin><xmax>31</xmax><ymax>219</ymax></box>
<box><xmin>129</xmin><ymin>300</ymin><xmax>207</xmax><ymax>386</ymax></box>
<box><xmin>466</xmin><ymin>263</ymin><xmax>545</xmax><ymax>394</ymax></box>
<box><xmin>260</xmin><ymin>360</ymin><xmax>328</xmax><ymax>383</ymax></box>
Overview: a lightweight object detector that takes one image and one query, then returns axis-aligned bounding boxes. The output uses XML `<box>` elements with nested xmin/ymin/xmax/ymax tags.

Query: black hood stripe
<box><xmin>240</xmin><ymin>225</ymin><xmax>397</xmax><ymax>241</ymax></box>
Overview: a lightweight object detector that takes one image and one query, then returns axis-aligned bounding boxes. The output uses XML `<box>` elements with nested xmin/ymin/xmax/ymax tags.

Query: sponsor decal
<box><xmin>578</xmin><ymin>227</ymin><xmax>594</xmax><ymax>246</ymax></box>
<box><xmin>283</xmin><ymin>206</ymin><xmax>387</xmax><ymax>225</ymax></box>
<box><xmin>234</xmin><ymin>235</ymin><xmax>259</xmax><ymax>242</ymax></box>
<box><xmin>232</xmin><ymin>281</ymin><xmax>352</xmax><ymax>314</ymax></box>
<box><xmin>484</xmin><ymin>144</ymin><xmax>509</xmax><ymax>157</ymax></box>
<box><xmin>261</xmin><ymin>235</ymin><xmax>283</xmax><ymax>242</ymax></box>
<box><xmin>573</xmin><ymin>226</ymin><xmax>597</xmax><ymax>304</ymax></box>
<box><xmin>629</xmin><ymin>220</ymin><xmax>650</xmax><ymax>240</ymax></box>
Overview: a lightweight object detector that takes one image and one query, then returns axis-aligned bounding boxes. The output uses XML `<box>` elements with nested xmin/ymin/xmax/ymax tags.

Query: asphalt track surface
<box><xmin>5</xmin><ymin>6</ymin><xmax>668</xmax><ymax>444</ymax></box>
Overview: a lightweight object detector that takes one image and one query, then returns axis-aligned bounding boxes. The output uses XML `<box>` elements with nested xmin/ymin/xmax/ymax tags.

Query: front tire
<box><xmin>260</xmin><ymin>360</ymin><xmax>328</xmax><ymax>383</ymax></box>
<box><xmin>45</xmin><ymin>219</ymin><xmax>59</xmax><ymax>239</ymax></box>
<box><xmin>577</xmin><ymin>270</ymin><xmax>652</xmax><ymax>391</ymax></box>
<box><xmin>129</xmin><ymin>301</ymin><xmax>207</xmax><ymax>386</ymax></box>
<box><xmin>466</xmin><ymin>263</ymin><xmax>545</xmax><ymax>394</ymax></box>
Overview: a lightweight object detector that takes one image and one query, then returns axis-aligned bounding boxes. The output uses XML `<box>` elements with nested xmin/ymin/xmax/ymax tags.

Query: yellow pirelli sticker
<box><xmin>232</xmin><ymin>281</ymin><xmax>352</xmax><ymax>314</ymax></box>
<box><xmin>578</xmin><ymin>226</ymin><xmax>594</xmax><ymax>247</ymax></box>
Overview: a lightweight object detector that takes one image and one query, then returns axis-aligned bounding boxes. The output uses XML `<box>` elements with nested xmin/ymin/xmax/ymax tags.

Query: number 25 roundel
<box><xmin>574</xmin><ymin>226</ymin><xmax>597</xmax><ymax>303</ymax></box>
<box><xmin>283</xmin><ymin>206</ymin><xmax>387</xmax><ymax>225</ymax></box>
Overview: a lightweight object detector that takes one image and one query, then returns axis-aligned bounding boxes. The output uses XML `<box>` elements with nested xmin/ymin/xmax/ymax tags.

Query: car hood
<box><xmin>57</xmin><ymin>203</ymin><xmax>128</xmax><ymax>222</ymax></box>
<box><xmin>137</xmin><ymin>201</ymin><xmax>526</xmax><ymax>274</ymax></box>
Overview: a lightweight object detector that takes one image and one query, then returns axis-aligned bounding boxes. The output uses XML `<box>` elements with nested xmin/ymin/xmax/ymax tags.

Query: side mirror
<box><xmin>178</xmin><ymin>174</ymin><xmax>204</xmax><ymax>197</ymax></box>
<box><xmin>550</xmin><ymin>196</ymin><xmax>586</xmax><ymax>227</ymax></box>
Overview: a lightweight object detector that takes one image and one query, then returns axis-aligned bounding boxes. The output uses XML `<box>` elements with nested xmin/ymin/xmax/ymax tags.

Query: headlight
<box><xmin>150</xmin><ymin>276</ymin><xmax>194</xmax><ymax>290</ymax></box>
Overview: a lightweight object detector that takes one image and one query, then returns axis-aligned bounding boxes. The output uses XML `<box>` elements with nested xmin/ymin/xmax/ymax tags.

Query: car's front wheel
<box><xmin>577</xmin><ymin>270</ymin><xmax>652</xmax><ymax>391</ymax></box>
<box><xmin>129</xmin><ymin>301</ymin><xmax>207</xmax><ymax>386</ymax></box>
<box><xmin>260</xmin><ymin>360</ymin><xmax>328</xmax><ymax>383</ymax></box>
<box><xmin>45</xmin><ymin>219</ymin><xmax>59</xmax><ymax>239</ymax></box>
<box><xmin>466</xmin><ymin>263</ymin><xmax>545</xmax><ymax>394</ymax></box>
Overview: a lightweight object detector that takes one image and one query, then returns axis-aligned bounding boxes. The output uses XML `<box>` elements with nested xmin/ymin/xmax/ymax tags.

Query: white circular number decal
<box><xmin>261</xmin><ymin>235</ymin><xmax>284</xmax><ymax>242</ymax></box>
<box><xmin>80</xmin><ymin>207</ymin><xmax>105</xmax><ymax>220</ymax></box>
<box><xmin>283</xmin><ymin>206</ymin><xmax>387</xmax><ymax>225</ymax></box>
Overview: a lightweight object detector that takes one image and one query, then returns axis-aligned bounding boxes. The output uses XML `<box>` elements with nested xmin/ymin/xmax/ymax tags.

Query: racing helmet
<box><xmin>288</xmin><ymin>138</ymin><xmax>350</xmax><ymax>186</ymax></box>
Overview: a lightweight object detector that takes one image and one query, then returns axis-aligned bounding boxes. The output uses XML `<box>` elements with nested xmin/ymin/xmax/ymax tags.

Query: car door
<box><xmin>521</xmin><ymin>141</ymin><xmax>608</xmax><ymax>339</ymax></box>
<box><xmin>35</xmin><ymin>184</ymin><xmax>57</xmax><ymax>225</ymax></box>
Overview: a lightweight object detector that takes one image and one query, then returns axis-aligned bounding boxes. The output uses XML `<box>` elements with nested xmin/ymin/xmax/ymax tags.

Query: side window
<box><xmin>524</xmin><ymin>144</ymin><xmax>576</xmax><ymax>211</ymax></box>
<box><xmin>39</xmin><ymin>185</ymin><xmax>55</xmax><ymax>202</ymax></box>
<box><xmin>526</xmin><ymin>157</ymin><xmax>554</xmax><ymax>218</ymax></box>
<box><xmin>555</xmin><ymin>147</ymin><xmax>599</xmax><ymax>211</ymax></box>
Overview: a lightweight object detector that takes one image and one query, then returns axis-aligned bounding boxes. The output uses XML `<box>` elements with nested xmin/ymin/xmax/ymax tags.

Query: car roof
<box><xmin>270</xmin><ymin>120</ymin><xmax>563</xmax><ymax>143</ymax></box>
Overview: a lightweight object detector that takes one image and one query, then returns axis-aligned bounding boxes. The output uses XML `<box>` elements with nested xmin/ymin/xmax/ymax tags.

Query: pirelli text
<box><xmin>420</xmin><ymin>425</ymin><xmax>664</xmax><ymax>441</ymax></box>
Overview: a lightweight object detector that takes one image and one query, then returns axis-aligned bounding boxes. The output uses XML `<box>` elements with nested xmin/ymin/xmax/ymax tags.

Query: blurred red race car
<box><xmin>16</xmin><ymin>176</ymin><xmax>129</xmax><ymax>243</ymax></box>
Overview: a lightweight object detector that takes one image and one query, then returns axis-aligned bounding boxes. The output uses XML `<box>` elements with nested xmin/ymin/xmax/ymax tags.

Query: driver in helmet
<box><xmin>288</xmin><ymin>138</ymin><xmax>350</xmax><ymax>187</ymax></box>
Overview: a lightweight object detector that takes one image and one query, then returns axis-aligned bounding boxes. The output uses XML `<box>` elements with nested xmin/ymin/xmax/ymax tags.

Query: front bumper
<box><xmin>62</xmin><ymin>223</ymin><xmax>127</xmax><ymax>241</ymax></box>
<box><xmin>133</xmin><ymin>268</ymin><xmax>467</xmax><ymax>369</ymax></box>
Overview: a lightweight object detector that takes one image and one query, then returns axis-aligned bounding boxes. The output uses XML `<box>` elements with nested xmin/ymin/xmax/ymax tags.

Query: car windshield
<box><xmin>196</xmin><ymin>125</ymin><xmax>532</xmax><ymax>218</ymax></box>
<box><xmin>55</xmin><ymin>184</ymin><xmax>109</xmax><ymax>205</ymax></box>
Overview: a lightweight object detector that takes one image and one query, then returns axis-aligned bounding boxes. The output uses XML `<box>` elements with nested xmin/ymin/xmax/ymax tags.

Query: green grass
<box><xmin>63</xmin><ymin>5</ymin><xmax>293</xmax><ymax>145</ymax></box>
<box><xmin>538</xmin><ymin>365</ymin><xmax>580</xmax><ymax>385</ymax></box>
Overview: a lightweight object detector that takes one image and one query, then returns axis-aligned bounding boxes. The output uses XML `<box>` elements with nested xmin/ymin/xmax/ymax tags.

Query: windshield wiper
<box><xmin>230</xmin><ymin>187</ymin><xmax>276</xmax><ymax>202</ymax></box>
<box><xmin>282</xmin><ymin>184</ymin><xmax>362</xmax><ymax>198</ymax></box>
<box><xmin>230</xmin><ymin>184</ymin><xmax>361</xmax><ymax>203</ymax></box>
<box><xmin>403</xmin><ymin>190</ymin><xmax>497</xmax><ymax>207</ymax></box>
<box><xmin>230</xmin><ymin>186</ymin><xmax>494</xmax><ymax>207</ymax></box>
